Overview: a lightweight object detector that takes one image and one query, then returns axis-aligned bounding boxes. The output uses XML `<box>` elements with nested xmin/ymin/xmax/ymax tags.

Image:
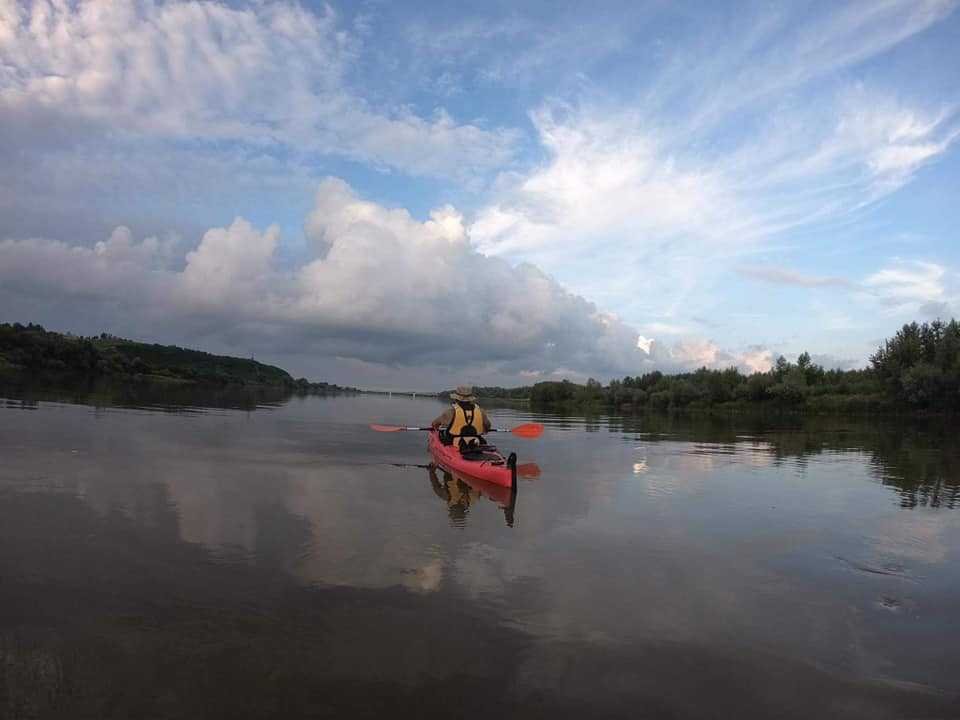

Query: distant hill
<box><xmin>0</xmin><ymin>323</ymin><xmax>356</xmax><ymax>392</ymax></box>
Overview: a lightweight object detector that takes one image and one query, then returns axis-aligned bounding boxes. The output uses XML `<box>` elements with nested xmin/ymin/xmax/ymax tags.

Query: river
<box><xmin>1</xmin><ymin>385</ymin><xmax>959</xmax><ymax>719</ymax></box>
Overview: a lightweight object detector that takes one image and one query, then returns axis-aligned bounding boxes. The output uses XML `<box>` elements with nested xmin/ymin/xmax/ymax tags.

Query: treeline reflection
<box><xmin>603</xmin><ymin>413</ymin><xmax>960</xmax><ymax>509</ymax></box>
<box><xmin>0</xmin><ymin>375</ymin><xmax>292</xmax><ymax>412</ymax></box>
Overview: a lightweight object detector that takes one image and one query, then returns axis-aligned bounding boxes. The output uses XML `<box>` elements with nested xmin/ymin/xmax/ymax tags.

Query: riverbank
<box><xmin>461</xmin><ymin>319</ymin><xmax>960</xmax><ymax>417</ymax></box>
<box><xmin>513</xmin><ymin>396</ymin><xmax>900</xmax><ymax>417</ymax></box>
<box><xmin>478</xmin><ymin>388</ymin><xmax>939</xmax><ymax>418</ymax></box>
<box><xmin>0</xmin><ymin>323</ymin><xmax>357</xmax><ymax>393</ymax></box>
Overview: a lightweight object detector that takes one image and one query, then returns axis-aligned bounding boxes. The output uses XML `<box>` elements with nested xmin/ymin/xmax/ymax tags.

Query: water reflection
<box><xmin>254</xmin><ymin>502</ymin><xmax>314</xmax><ymax>571</ymax></box>
<box><xmin>3</xmin><ymin>390</ymin><xmax>960</xmax><ymax>718</ymax></box>
<box><xmin>0</xmin><ymin>374</ymin><xmax>293</xmax><ymax>412</ymax></box>
<box><xmin>0</xmin><ymin>488</ymin><xmax>540</xmax><ymax>719</ymax></box>
<box><xmin>129</xmin><ymin>481</ymin><xmax>181</xmax><ymax>541</ymax></box>
<box><xmin>426</xmin><ymin>464</ymin><xmax>517</xmax><ymax>528</ymax></box>
<box><xmin>7</xmin><ymin>485</ymin><xmax>954</xmax><ymax>719</ymax></box>
<box><xmin>602</xmin><ymin>413</ymin><xmax>960</xmax><ymax>510</ymax></box>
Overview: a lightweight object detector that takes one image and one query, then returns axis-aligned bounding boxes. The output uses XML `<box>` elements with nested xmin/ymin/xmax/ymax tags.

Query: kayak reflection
<box><xmin>426</xmin><ymin>464</ymin><xmax>517</xmax><ymax>528</ymax></box>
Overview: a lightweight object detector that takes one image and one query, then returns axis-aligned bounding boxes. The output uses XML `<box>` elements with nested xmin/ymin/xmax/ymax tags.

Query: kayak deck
<box><xmin>428</xmin><ymin>430</ymin><xmax>517</xmax><ymax>488</ymax></box>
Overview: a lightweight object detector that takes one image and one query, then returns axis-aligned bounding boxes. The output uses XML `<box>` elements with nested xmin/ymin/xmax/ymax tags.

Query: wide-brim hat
<box><xmin>450</xmin><ymin>385</ymin><xmax>477</xmax><ymax>402</ymax></box>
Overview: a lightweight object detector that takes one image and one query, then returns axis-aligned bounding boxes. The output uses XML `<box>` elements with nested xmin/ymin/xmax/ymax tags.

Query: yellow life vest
<box><xmin>446</xmin><ymin>402</ymin><xmax>486</xmax><ymax>447</ymax></box>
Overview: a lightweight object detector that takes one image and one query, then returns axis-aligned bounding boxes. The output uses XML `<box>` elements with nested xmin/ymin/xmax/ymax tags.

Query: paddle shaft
<box><xmin>370</xmin><ymin>422</ymin><xmax>542</xmax><ymax>437</ymax></box>
<box><xmin>383</xmin><ymin>427</ymin><xmax>514</xmax><ymax>432</ymax></box>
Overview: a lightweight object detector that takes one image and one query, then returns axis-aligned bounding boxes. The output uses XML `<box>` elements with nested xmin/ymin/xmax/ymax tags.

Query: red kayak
<box><xmin>428</xmin><ymin>430</ymin><xmax>517</xmax><ymax>488</ymax></box>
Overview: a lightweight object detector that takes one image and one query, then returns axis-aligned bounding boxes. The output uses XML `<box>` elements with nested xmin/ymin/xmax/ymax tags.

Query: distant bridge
<box><xmin>360</xmin><ymin>389</ymin><xmax>441</xmax><ymax>399</ymax></box>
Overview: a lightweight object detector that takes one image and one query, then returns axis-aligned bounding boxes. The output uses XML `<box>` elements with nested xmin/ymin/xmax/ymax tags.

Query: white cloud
<box><xmin>468</xmin><ymin>86</ymin><xmax>957</xmax><ymax>341</ymax></box>
<box><xmin>401</xmin><ymin>9</ymin><xmax>636</xmax><ymax>92</ymax></box>
<box><xmin>94</xmin><ymin>226</ymin><xmax>176</xmax><ymax>268</ymax></box>
<box><xmin>458</xmin><ymin>0</ymin><xmax>958</xmax><ymax>346</ymax></box>
<box><xmin>2</xmin><ymin>1</ymin><xmax>956</xmax><ymax>379</ymax></box>
<box><xmin>653</xmin><ymin>0</ymin><xmax>957</xmax><ymax>135</ymax></box>
<box><xmin>0</xmin><ymin>0</ymin><xmax>517</xmax><ymax>181</ymax></box>
<box><xmin>654</xmin><ymin>339</ymin><xmax>774</xmax><ymax>374</ymax></box>
<box><xmin>470</xmin><ymin>103</ymin><xmax>760</xmax><ymax>329</ymax></box>
<box><xmin>182</xmin><ymin>219</ymin><xmax>281</xmax><ymax>308</ymax></box>
<box><xmin>738</xmin><ymin>348</ymin><xmax>776</xmax><ymax>374</ymax></box>
<box><xmin>0</xmin><ymin>179</ymin><xmax>635</xmax><ymax>377</ymax></box>
<box><xmin>642</xmin><ymin>322</ymin><xmax>699</xmax><ymax>336</ymax></box>
<box><xmin>0</xmin><ymin>178</ymin><xmax>780</xmax><ymax>382</ymax></box>
<box><xmin>473</xmin><ymin>103</ymin><xmax>746</xmax><ymax>259</ymax></box>
<box><xmin>808</xmin><ymin>90</ymin><xmax>959</xmax><ymax>201</ymax></box>
<box><xmin>737</xmin><ymin>266</ymin><xmax>853</xmax><ymax>288</ymax></box>
<box><xmin>864</xmin><ymin>260</ymin><xmax>950</xmax><ymax>311</ymax></box>
<box><xmin>736</xmin><ymin>258</ymin><xmax>958</xmax><ymax>340</ymax></box>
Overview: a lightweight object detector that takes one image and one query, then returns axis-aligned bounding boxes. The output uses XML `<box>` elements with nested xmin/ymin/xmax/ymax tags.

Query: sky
<box><xmin>1</xmin><ymin>0</ymin><xmax>958</xmax><ymax>390</ymax></box>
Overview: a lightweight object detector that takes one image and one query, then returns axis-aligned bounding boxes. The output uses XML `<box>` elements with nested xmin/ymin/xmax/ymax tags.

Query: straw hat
<box><xmin>450</xmin><ymin>385</ymin><xmax>477</xmax><ymax>402</ymax></box>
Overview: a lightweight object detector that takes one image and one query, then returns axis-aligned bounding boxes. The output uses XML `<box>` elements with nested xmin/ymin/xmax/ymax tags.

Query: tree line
<box><xmin>468</xmin><ymin>319</ymin><xmax>960</xmax><ymax>414</ymax></box>
<box><xmin>0</xmin><ymin>323</ymin><xmax>357</xmax><ymax>392</ymax></box>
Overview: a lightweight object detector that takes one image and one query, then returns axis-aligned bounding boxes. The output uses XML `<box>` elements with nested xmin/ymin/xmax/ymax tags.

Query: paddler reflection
<box><xmin>427</xmin><ymin>464</ymin><xmax>516</xmax><ymax>527</ymax></box>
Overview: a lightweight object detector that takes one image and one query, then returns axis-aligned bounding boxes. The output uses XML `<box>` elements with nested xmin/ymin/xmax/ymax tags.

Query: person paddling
<box><xmin>431</xmin><ymin>385</ymin><xmax>492</xmax><ymax>451</ymax></box>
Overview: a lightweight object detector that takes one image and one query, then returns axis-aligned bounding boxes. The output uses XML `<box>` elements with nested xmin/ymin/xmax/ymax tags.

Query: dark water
<box><xmin>2</xmin><ymin>385</ymin><xmax>960</xmax><ymax>719</ymax></box>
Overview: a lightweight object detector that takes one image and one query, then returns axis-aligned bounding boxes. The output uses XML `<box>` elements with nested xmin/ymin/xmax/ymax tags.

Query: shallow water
<box><xmin>2</xmin><ymin>386</ymin><xmax>959</xmax><ymax>719</ymax></box>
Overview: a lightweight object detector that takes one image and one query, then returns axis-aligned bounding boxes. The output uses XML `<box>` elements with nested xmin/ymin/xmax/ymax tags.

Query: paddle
<box><xmin>370</xmin><ymin>422</ymin><xmax>544</xmax><ymax>439</ymax></box>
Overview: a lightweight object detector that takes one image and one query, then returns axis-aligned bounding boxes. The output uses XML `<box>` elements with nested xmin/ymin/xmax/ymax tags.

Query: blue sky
<box><xmin>1</xmin><ymin>0</ymin><xmax>958</xmax><ymax>388</ymax></box>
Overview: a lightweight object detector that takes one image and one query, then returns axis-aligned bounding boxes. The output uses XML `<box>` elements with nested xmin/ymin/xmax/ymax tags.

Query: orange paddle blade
<box><xmin>370</xmin><ymin>424</ymin><xmax>403</xmax><ymax>432</ymax></box>
<box><xmin>510</xmin><ymin>422</ymin><xmax>544</xmax><ymax>439</ymax></box>
<box><xmin>516</xmin><ymin>462</ymin><xmax>541</xmax><ymax>479</ymax></box>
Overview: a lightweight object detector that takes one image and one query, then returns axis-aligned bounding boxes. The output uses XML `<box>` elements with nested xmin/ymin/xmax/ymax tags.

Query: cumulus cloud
<box><xmin>182</xmin><ymin>219</ymin><xmax>281</xmax><ymax>309</ymax></box>
<box><xmin>289</xmin><ymin>179</ymin><xmax>651</xmax><ymax>373</ymax></box>
<box><xmin>2</xmin><ymin>1</ymin><xmax>955</xmax><ymax>379</ymax></box>
<box><xmin>0</xmin><ymin>178</ymin><xmax>779</xmax><ymax>382</ymax></box>
<box><xmin>0</xmin><ymin>231</ymin><xmax>172</xmax><ymax>304</ymax></box>
<box><xmin>0</xmin><ymin>179</ymin><xmax>630</xmax><ymax>376</ymax></box>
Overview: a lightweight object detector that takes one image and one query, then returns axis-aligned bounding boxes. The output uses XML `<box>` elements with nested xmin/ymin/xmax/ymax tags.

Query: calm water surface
<box><xmin>2</xmin><ymin>386</ymin><xmax>960</xmax><ymax>719</ymax></box>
